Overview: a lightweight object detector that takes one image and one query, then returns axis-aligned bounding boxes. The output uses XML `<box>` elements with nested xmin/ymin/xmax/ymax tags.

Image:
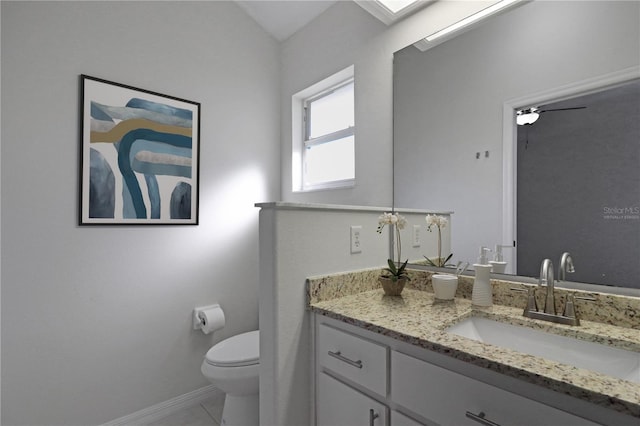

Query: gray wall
<box><xmin>280</xmin><ymin>0</ymin><xmax>499</xmax><ymax>208</ymax></box>
<box><xmin>1</xmin><ymin>2</ymin><xmax>280</xmax><ymax>425</ymax></box>
<box><xmin>517</xmin><ymin>82</ymin><xmax>640</xmax><ymax>288</ymax></box>
<box><xmin>394</xmin><ymin>0</ymin><xmax>640</xmax><ymax>275</ymax></box>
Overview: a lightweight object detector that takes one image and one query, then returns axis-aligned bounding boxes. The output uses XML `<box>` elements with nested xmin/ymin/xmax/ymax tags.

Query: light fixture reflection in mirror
<box><xmin>516</xmin><ymin>108</ymin><xmax>540</xmax><ymax>126</ymax></box>
<box><xmin>423</xmin><ymin>0</ymin><xmax>519</xmax><ymax>42</ymax></box>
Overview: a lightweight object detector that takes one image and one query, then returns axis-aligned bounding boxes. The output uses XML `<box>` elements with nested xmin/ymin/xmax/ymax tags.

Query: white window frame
<box><xmin>292</xmin><ymin>66</ymin><xmax>355</xmax><ymax>192</ymax></box>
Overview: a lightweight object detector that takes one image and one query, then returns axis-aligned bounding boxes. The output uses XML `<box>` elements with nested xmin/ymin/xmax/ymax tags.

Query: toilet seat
<box><xmin>205</xmin><ymin>330</ymin><xmax>259</xmax><ymax>367</ymax></box>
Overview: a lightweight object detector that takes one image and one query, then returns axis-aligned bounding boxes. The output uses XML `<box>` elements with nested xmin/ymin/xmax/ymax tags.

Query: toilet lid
<box><xmin>205</xmin><ymin>330</ymin><xmax>259</xmax><ymax>367</ymax></box>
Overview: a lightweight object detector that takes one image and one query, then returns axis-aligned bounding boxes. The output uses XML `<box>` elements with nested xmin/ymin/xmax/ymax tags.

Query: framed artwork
<box><xmin>80</xmin><ymin>75</ymin><xmax>200</xmax><ymax>225</ymax></box>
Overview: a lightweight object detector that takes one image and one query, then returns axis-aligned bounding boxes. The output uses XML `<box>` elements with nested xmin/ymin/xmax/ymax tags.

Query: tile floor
<box><xmin>148</xmin><ymin>392</ymin><xmax>225</xmax><ymax>426</ymax></box>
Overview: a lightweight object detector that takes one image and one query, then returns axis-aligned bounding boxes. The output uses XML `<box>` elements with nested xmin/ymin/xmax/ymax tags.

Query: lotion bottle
<box><xmin>472</xmin><ymin>247</ymin><xmax>493</xmax><ymax>307</ymax></box>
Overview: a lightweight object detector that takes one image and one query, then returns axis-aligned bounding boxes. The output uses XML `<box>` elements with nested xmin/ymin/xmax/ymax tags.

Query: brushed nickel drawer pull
<box><xmin>466</xmin><ymin>411</ymin><xmax>501</xmax><ymax>426</ymax></box>
<box><xmin>369</xmin><ymin>408</ymin><xmax>379</xmax><ymax>425</ymax></box>
<box><xmin>327</xmin><ymin>350</ymin><xmax>363</xmax><ymax>368</ymax></box>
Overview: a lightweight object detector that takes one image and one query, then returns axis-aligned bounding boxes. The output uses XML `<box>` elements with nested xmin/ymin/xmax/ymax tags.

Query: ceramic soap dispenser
<box><xmin>472</xmin><ymin>246</ymin><xmax>493</xmax><ymax>307</ymax></box>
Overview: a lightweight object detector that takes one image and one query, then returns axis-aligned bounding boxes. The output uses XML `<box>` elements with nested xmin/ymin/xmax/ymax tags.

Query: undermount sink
<box><xmin>446</xmin><ymin>316</ymin><xmax>640</xmax><ymax>384</ymax></box>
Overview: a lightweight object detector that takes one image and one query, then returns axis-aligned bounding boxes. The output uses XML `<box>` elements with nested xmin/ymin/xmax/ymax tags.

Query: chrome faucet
<box><xmin>559</xmin><ymin>252</ymin><xmax>575</xmax><ymax>281</ymax></box>
<box><xmin>511</xmin><ymin>256</ymin><xmax>593</xmax><ymax>326</ymax></box>
<box><xmin>539</xmin><ymin>258</ymin><xmax>556</xmax><ymax>315</ymax></box>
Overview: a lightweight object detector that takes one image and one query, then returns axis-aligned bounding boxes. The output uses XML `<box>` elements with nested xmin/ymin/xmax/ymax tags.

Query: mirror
<box><xmin>393</xmin><ymin>0</ymin><xmax>640</xmax><ymax>290</ymax></box>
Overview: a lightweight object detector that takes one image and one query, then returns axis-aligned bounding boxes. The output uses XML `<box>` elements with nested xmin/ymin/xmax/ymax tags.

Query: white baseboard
<box><xmin>102</xmin><ymin>384</ymin><xmax>223</xmax><ymax>426</ymax></box>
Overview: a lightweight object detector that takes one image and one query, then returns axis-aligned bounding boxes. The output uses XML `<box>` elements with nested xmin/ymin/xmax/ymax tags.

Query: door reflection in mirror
<box><xmin>516</xmin><ymin>80</ymin><xmax>640</xmax><ymax>287</ymax></box>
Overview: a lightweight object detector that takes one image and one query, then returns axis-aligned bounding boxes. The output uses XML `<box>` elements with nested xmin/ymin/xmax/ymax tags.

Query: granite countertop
<box><xmin>307</xmin><ymin>269</ymin><xmax>640</xmax><ymax>418</ymax></box>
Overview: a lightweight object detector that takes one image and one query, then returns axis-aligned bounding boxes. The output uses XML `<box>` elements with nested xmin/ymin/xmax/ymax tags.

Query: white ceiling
<box><xmin>235</xmin><ymin>0</ymin><xmax>339</xmax><ymax>41</ymax></box>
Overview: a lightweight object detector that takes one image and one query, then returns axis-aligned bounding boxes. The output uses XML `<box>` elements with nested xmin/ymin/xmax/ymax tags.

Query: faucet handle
<box><xmin>511</xmin><ymin>287</ymin><xmax>538</xmax><ymax>314</ymax></box>
<box><xmin>562</xmin><ymin>294</ymin><xmax>577</xmax><ymax>318</ymax></box>
<box><xmin>562</xmin><ymin>294</ymin><xmax>595</xmax><ymax>324</ymax></box>
<box><xmin>525</xmin><ymin>287</ymin><xmax>538</xmax><ymax>313</ymax></box>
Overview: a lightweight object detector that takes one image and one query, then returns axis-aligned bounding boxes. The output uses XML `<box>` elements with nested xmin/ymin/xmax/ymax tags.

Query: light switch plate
<box><xmin>412</xmin><ymin>225</ymin><xmax>421</xmax><ymax>247</ymax></box>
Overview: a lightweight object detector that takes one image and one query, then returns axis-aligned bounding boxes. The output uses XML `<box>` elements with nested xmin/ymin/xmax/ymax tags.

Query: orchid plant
<box><xmin>377</xmin><ymin>212</ymin><xmax>410</xmax><ymax>281</ymax></box>
<box><xmin>424</xmin><ymin>214</ymin><xmax>453</xmax><ymax>267</ymax></box>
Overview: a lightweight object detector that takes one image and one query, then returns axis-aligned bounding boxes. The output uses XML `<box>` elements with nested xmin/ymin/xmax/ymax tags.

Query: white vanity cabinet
<box><xmin>314</xmin><ymin>315</ymin><xmax>606</xmax><ymax>426</ymax></box>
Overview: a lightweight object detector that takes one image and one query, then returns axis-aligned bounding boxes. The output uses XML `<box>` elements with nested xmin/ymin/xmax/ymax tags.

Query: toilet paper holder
<box><xmin>193</xmin><ymin>304</ymin><xmax>223</xmax><ymax>331</ymax></box>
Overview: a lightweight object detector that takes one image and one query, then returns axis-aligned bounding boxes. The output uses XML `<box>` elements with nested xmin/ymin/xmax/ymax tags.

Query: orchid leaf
<box><xmin>443</xmin><ymin>253</ymin><xmax>454</xmax><ymax>265</ymax></box>
<box><xmin>424</xmin><ymin>256</ymin><xmax>438</xmax><ymax>267</ymax></box>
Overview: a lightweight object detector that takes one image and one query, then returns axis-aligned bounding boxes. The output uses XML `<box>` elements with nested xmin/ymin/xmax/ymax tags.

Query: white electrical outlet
<box><xmin>350</xmin><ymin>225</ymin><xmax>362</xmax><ymax>254</ymax></box>
<box><xmin>412</xmin><ymin>225</ymin><xmax>421</xmax><ymax>247</ymax></box>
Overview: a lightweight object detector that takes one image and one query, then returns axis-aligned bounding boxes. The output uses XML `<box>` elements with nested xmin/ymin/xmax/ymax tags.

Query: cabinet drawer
<box><xmin>318</xmin><ymin>372</ymin><xmax>388</xmax><ymax>426</ymax></box>
<box><xmin>391</xmin><ymin>351</ymin><xmax>599</xmax><ymax>426</ymax></box>
<box><xmin>318</xmin><ymin>324</ymin><xmax>388</xmax><ymax>396</ymax></box>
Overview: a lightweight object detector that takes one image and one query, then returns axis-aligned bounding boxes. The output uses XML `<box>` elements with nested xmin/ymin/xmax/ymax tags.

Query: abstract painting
<box><xmin>80</xmin><ymin>75</ymin><xmax>200</xmax><ymax>225</ymax></box>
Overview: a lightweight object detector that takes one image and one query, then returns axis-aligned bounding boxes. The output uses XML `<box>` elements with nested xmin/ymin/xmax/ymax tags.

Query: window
<box><xmin>354</xmin><ymin>0</ymin><xmax>426</xmax><ymax>25</ymax></box>
<box><xmin>292</xmin><ymin>66</ymin><xmax>355</xmax><ymax>192</ymax></box>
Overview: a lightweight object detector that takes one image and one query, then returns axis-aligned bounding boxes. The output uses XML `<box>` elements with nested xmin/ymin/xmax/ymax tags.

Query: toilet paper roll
<box><xmin>198</xmin><ymin>305</ymin><xmax>225</xmax><ymax>334</ymax></box>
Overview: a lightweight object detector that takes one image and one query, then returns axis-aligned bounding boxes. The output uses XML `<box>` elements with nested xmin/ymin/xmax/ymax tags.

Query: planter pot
<box><xmin>431</xmin><ymin>274</ymin><xmax>458</xmax><ymax>300</ymax></box>
<box><xmin>379</xmin><ymin>276</ymin><xmax>407</xmax><ymax>296</ymax></box>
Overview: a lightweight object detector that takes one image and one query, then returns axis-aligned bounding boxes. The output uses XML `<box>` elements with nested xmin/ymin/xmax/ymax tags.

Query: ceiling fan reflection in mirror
<box><xmin>516</xmin><ymin>105</ymin><xmax>587</xmax><ymax>125</ymax></box>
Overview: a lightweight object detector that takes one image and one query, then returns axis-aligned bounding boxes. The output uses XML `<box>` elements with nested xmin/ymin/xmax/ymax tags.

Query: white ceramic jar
<box><xmin>431</xmin><ymin>274</ymin><xmax>459</xmax><ymax>300</ymax></box>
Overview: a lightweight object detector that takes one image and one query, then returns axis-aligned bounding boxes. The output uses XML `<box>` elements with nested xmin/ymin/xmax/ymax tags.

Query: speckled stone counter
<box><xmin>307</xmin><ymin>268</ymin><xmax>640</xmax><ymax>418</ymax></box>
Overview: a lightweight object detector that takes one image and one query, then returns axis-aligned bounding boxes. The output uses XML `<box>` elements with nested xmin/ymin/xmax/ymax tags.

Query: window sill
<box><xmin>296</xmin><ymin>179</ymin><xmax>355</xmax><ymax>193</ymax></box>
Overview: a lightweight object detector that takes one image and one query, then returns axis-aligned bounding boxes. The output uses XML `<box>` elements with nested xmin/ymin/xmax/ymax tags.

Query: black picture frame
<box><xmin>80</xmin><ymin>75</ymin><xmax>200</xmax><ymax>225</ymax></box>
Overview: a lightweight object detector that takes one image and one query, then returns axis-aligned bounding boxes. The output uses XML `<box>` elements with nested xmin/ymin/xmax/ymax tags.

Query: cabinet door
<box><xmin>318</xmin><ymin>372</ymin><xmax>388</xmax><ymax>426</ymax></box>
<box><xmin>392</xmin><ymin>351</ymin><xmax>599</xmax><ymax>426</ymax></box>
<box><xmin>391</xmin><ymin>410</ymin><xmax>426</xmax><ymax>426</ymax></box>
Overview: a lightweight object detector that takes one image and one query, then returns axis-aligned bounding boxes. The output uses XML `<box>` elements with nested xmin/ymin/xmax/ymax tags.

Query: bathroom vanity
<box><xmin>308</xmin><ymin>270</ymin><xmax>640</xmax><ymax>426</ymax></box>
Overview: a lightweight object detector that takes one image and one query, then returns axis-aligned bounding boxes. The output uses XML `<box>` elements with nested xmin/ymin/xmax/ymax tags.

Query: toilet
<box><xmin>201</xmin><ymin>330</ymin><xmax>259</xmax><ymax>426</ymax></box>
